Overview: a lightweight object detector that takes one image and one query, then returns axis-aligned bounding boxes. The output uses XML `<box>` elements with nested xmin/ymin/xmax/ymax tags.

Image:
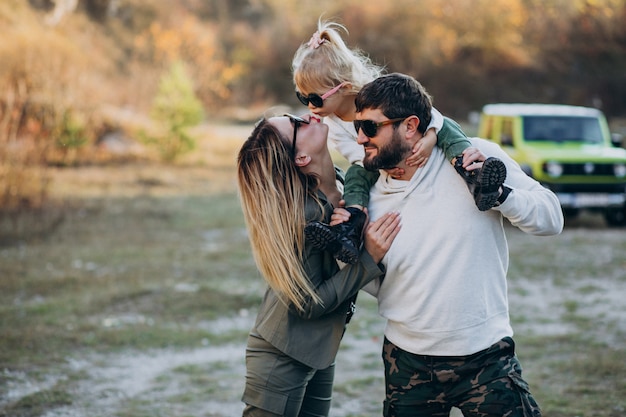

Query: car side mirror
<box><xmin>611</xmin><ymin>133</ymin><xmax>624</xmax><ymax>147</ymax></box>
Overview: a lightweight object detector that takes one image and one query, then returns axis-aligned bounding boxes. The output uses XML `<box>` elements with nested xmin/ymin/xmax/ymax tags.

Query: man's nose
<box><xmin>356</xmin><ymin>130</ymin><xmax>368</xmax><ymax>145</ymax></box>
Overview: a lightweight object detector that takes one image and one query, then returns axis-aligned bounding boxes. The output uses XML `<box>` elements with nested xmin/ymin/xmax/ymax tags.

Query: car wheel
<box><xmin>604</xmin><ymin>206</ymin><xmax>626</xmax><ymax>227</ymax></box>
<box><xmin>562</xmin><ymin>208</ymin><xmax>580</xmax><ymax>219</ymax></box>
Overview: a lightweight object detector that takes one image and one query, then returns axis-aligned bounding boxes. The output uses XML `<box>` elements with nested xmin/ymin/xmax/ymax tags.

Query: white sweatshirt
<box><xmin>365</xmin><ymin>138</ymin><xmax>563</xmax><ymax>356</ymax></box>
<box><xmin>325</xmin><ymin>108</ymin><xmax>445</xmax><ymax>165</ymax></box>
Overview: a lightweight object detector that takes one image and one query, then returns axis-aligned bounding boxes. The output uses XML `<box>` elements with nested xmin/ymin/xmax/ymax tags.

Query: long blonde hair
<box><xmin>237</xmin><ymin>119</ymin><xmax>323</xmax><ymax>312</ymax></box>
<box><xmin>292</xmin><ymin>19</ymin><xmax>384</xmax><ymax>96</ymax></box>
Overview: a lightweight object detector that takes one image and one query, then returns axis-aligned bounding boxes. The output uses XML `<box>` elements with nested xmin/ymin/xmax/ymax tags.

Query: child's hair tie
<box><xmin>307</xmin><ymin>31</ymin><xmax>326</xmax><ymax>49</ymax></box>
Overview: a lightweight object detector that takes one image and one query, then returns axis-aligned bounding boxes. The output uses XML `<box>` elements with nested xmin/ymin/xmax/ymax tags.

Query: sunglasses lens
<box><xmin>363</xmin><ymin>120</ymin><xmax>378</xmax><ymax>137</ymax></box>
<box><xmin>295</xmin><ymin>91</ymin><xmax>324</xmax><ymax>108</ymax></box>
<box><xmin>296</xmin><ymin>92</ymin><xmax>309</xmax><ymax>106</ymax></box>
<box><xmin>284</xmin><ymin>114</ymin><xmax>309</xmax><ymax>124</ymax></box>
<box><xmin>309</xmin><ymin>95</ymin><xmax>323</xmax><ymax>108</ymax></box>
<box><xmin>353</xmin><ymin>120</ymin><xmax>362</xmax><ymax>135</ymax></box>
<box><xmin>354</xmin><ymin>120</ymin><xmax>377</xmax><ymax>137</ymax></box>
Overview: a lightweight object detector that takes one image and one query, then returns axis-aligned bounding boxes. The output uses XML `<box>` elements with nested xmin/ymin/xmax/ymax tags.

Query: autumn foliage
<box><xmin>0</xmin><ymin>0</ymin><xmax>625</xmax><ymax>222</ymax></box>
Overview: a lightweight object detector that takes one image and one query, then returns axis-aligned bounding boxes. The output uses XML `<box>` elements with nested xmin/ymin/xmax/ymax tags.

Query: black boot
<box><xmin>304</xmin><ymin>207</ymin><xmax>367</xmax><ymax>264</ymax></box>
<box><xmin>454</xmin><ymin>156</ymin><xmax>507</xmax><ymax>211</ymax></box>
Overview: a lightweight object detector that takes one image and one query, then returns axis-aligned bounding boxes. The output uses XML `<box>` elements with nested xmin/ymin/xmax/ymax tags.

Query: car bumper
<box><xmin>556</xmin><ymin>192</ymin><xmax>626</xmax><ymax>208</ymax></box>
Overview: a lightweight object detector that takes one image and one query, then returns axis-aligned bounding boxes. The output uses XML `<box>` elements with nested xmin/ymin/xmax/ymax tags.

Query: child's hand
<box><xmin>406</xmin><ymin>127</ymin><xmax>437</xmax><ymax>167</ymax></box>
<box><xmin>330</xmin><ymin>207</ymin><xmax>350</xmax><ymax>226</ymax></box>
<box><xmin>330</xmin><ymin>204</ymin><xmax>368</xmax><ymax>226</ymax></box>
<box><xmin>460</xmin><ymin>147</ymin><xmax>488</xmax><ymax>172</ymax></box>
<box><xmin>384</xmin><ymin>167</ymin><xmax>405</xmax><ymax>179</ymax></box>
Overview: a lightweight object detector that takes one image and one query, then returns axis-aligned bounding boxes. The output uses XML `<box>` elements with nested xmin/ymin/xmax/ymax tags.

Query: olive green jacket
<box><xmin>250</xmin><ymin>170</ymin><xmax>385</xmax><ymax>369</ymax></box>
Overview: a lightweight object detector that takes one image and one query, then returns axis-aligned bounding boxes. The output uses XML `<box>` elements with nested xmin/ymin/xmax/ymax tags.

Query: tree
<box><xmin>143</xmin><ymin>61</ymin><xmax>205</xmax><ymax>162</ymax></box>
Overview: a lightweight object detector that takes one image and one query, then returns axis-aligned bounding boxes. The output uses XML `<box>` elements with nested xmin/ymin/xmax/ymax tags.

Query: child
<box><xmin>292</xmin><ymin>20</ymin><xmax>507</xmax><ymax>264</ymax></box>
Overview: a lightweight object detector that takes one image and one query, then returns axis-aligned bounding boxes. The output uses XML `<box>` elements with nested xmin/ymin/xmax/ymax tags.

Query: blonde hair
<box><xmin>237</xmin><ymin>119</ymin><xmax>323</xmax><ymax>312</ymax></box>
<box><xmin>292</xmin><ymin>20</ymin><xmax>384</xmax><ymax>95</ymax></box>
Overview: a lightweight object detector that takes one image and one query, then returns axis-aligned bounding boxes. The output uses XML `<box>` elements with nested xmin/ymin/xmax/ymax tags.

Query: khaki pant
<box><xmin>242</xmin><ymin>333</ymin><xmax>335</xmax><ymax>417</ymax></box>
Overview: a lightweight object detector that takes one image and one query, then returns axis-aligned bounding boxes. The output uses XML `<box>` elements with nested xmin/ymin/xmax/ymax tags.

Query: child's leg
<box><xmin>343</xmin><ymin>164</ymin><xmax>379</xmax><ymax>208</ymax></box>
<box><xmin>305</xmin><ymin>164</ymin><xmax>378</xmax><ymax>264</ymax></box>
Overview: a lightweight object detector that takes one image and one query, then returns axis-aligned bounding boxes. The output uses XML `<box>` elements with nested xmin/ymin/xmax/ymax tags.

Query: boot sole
<box><xmin>335</xmin><ymin>237</ymin><xmax>360</xmax><ymax>264</ymax></box>
<box><xmin>475</xmin><ymin>158</ymin><xmax>507</xmax><ymax>211</ymax></box>
<box><xmin>305</xmin><ymin>222</ymin><xmax>337</xmax><ymax>250</ymax></box>
<box><xmin>305</xmin><ymin>222</ymin><xmax>360</xmax><ymax>264</ymax></box>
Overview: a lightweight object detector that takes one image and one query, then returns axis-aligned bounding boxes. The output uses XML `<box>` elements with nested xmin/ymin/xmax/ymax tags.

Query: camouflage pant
<box><xmin>382</xmin><ymin>337</ymin><xmax>541</xmax><ymax>417</ymax></box>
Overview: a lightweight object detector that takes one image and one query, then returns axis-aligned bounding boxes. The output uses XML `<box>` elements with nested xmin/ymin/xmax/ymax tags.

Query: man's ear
<box><xmin>405</xmin><ymin>115</ymin><xmax>421</xmax><ymax>138</ymax></box>
<box><xmin>295</xmin><ymin>154</ymin><xmax>312</xmax><ymax>167</ymax></box>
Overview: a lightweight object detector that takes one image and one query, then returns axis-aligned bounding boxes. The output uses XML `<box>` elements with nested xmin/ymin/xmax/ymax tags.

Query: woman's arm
<box><xmin>293</xmin><ymin>211</ymin><xmax>401</xmax><ymax>319</ymax></box>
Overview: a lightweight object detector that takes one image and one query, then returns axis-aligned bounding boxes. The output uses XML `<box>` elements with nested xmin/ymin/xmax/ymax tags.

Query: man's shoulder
<box><xmin>469</xmin><ymin>136</ymin><xmax>494</xmax><ymax>147</ymax></box>
<box><xmin>469</xmin><ymin>137</ymin><xmax>506</xmax><ymax>156</ymax></box>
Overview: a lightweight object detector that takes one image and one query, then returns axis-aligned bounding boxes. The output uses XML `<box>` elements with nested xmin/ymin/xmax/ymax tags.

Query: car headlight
<box><xmin>614</xmin><ymin>163</ymin><xmax>626</xmax><ymax>178</ymax></box>
<box><xmin>544</xmin><ymin>161</ymin><xmax>563</xmax><ymax>178</ymax></box>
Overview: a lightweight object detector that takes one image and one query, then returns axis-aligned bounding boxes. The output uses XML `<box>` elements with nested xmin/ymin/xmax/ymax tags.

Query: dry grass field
<box><xmin>1</xmin><ymin>123</ymin><xmax>625</xmax><ymax>417</ymax></box>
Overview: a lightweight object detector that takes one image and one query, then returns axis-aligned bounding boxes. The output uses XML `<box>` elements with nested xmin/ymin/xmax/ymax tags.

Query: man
<box><xmin>352</xmin><ymin>73</ymin><xmax>564</xmax><ymax>417</ymax></box>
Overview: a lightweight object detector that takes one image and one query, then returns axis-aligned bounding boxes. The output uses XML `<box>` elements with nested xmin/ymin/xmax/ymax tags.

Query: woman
<box><xmin>237</xmin><ymin>113</ymin><xmax>401</xmax><ymax>417</ymax></box>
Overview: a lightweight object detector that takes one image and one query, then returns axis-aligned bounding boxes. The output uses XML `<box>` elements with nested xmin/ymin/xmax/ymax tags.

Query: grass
<box><xmin>0</xmin><ymin>188</ymin><xmax>258</xmax><ymax>367</ymax></box>
<box><xmin>1</xmin><ymin>123</ymin><xmax>626</xmax><ymax>416</ymax></box>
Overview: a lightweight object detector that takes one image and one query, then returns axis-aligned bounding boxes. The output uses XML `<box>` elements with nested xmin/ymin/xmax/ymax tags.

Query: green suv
<box><xmin>478</xmin><ymin>103</ymin><xmax>626</xmax><ymax>226</ymax></box>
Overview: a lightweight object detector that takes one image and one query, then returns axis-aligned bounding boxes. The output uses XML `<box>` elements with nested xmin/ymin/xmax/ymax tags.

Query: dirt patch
<box><xmin>4</xmin><ymin>223</ymin><xmax>624</xmax><ymax>416</ymax></box>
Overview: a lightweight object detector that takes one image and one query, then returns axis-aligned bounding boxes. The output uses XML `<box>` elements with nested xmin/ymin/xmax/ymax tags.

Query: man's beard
<box><xmin>363</xmin><ymin>129</ymin><xmax>411</xmax><ymax>171</ymax></box>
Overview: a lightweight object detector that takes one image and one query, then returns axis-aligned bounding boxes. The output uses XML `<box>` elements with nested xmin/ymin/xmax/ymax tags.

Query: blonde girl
<box><xmin>291</xmin><ymin>21</ymin><xmax>507</xmax><ymax>263</ymax></box>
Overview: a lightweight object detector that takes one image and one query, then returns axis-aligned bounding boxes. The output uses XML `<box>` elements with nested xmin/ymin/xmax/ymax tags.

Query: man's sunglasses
<box><xmin>284</xmin><ymin>113</ymin><xmax>310</xmax><ymax>155</ymax></box>
<box><xmin>296</xmin><ymin>82</ymin><xmax>347</xmax><ymax>108</ymax></box>
<box><xmin>353</xmin><ymin>117</ymin><xmax>407</xmax><ymax>138</ymax></box>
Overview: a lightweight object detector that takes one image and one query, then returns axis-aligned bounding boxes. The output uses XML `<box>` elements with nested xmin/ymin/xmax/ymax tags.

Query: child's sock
<box><xmin>304</xmin><ymin>207</ymin><xmax>367</xmax><ymax>264</ymax></box>
<box><xmin>453</xmin><ymin>156</ymin><xmax>507</xmax><ymax>211</ymax></box>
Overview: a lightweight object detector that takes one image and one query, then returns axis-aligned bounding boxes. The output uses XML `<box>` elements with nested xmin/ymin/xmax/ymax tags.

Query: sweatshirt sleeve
<box><xmin>325</xmin><ymin>115</ymin><xmax>365</xmax><ymax>165</ymax></box>
<box><xmin>474</xmin><ymin>138</ymin><xmax>564</xmax><ymax>235</ymax></box>
<box><xmin>427</xmin><ymin>107</ymin><xmax>444</xmax><ymax>132</ymax></box>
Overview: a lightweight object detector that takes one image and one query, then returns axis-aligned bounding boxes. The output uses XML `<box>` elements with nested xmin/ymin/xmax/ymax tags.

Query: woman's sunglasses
<box><xmin>353</xmin><ymin>117</ymin><xmax>407</xmax><ymax>138</ymax></box>
<box><xmin>284</xmin><ymin>113</ymin><xmax>310</xmax><ymax>155</ymax></box>
<box><xmin>296</xmin><ymin>82</ymin><xmax>347</xmax><ymax>108</ymax></box>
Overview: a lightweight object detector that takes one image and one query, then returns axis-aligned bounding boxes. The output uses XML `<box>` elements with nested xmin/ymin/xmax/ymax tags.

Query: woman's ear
<box><xmin>295</xmin><ymin>154</ymin><xmax>312</xmax><ymax>167</ymax></box>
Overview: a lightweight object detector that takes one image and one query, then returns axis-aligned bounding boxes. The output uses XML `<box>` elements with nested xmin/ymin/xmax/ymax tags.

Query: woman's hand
<box><xmin>363</xmin><ymin>211</ymin><xmax>401</xmax><ymax>263</ymax></box>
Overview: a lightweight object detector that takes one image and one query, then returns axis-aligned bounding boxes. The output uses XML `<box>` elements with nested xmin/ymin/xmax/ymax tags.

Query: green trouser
<box><xmin>242</xmin><ymin>333</ymin><xmax>335</xmax><ymax>417</ymax></box>
<box><xmin>342</xmin><ymin>164</ymin><xmax>379</xmax><ymax>208</ymax></box>
<box><xmin>382</xmin><ymin>337</ymin><xmax>541</xmax><ymax>417</ymax></box>
<box><xmin>343</xmin><ymin>117</ymin><xmax>471</xmax><ymax>207</ymax></box>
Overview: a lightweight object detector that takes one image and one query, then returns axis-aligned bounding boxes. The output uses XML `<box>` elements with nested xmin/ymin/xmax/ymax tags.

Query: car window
<box><xmin>501</xmin><ymin>118</ymin><xmax>513</xmax><ymax>146</ymax></box>
<box><xmin>484</xmin><ymin>116</ymin><xmax>494</xmax><ymax>140</ymax></box>
<box><xmin>522</xmin><ymin>116</ymin><xmax>603</xmax><ymax>144</ymax></box>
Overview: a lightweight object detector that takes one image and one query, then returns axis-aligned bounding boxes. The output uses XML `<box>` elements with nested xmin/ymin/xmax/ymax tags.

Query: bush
<box><xmin>140</xmin><ymin>61</ymin><xmax>205</xmax><ymax>162</ymax></box>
